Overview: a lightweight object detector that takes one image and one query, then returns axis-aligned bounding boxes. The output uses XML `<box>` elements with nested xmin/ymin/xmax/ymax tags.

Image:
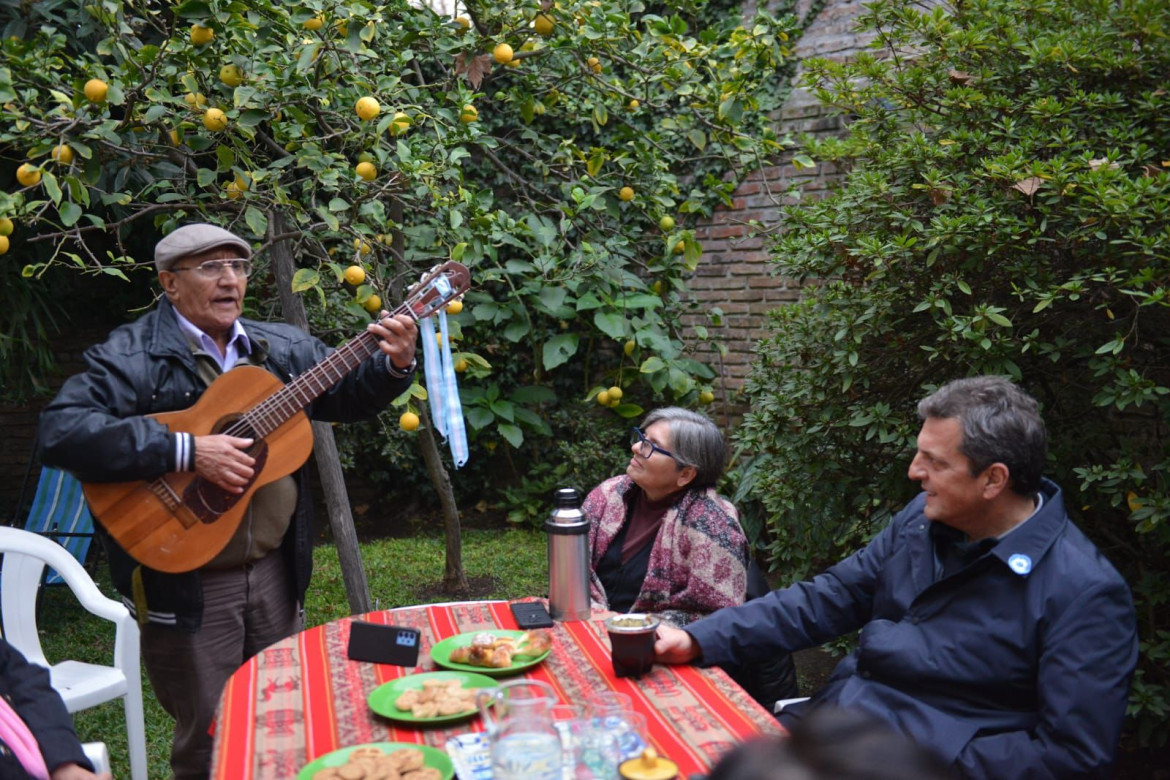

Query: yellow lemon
<box><xmin>608</xmin><ymin>386</ymin><xmax>623</xmax><ymax>401</ymax></box>
<box><xmin>460</xmin><ymin>104</ymin><xmax>478</xmax><ymax>123</ymax></box>
<box><xmin>169</xmin><ymin>128</ymin><xmax>182</xmax><ymax>145</ymax></box>
<box><xmin>446</xmin><ymin>299</ymin><xmax>463</xmax><ymax>315</ymax></box>
<box><xmin>659</xmin><ymin>215</ymin><xmax>675</xmax><ymax>231</ymax></box>
<box><xmin>363</xmin><ymin>293</ymin><xmax>382</xmax><ymax>313</ymax></box>
<box><xmin>83</xmin><ymin>78</ymin><xmax>109</xmax><ymax>103</ymax></box>
<box><xmin>15</xmin><ymin>164</ymin><xmax>41</xmax><ymax>187</ymax></box>
<box><xmin>389</xmin><ymin>111</ymin><xmax>411</xmax><ymax>135</ymax></box>
<box><xmin>672</xmin><ymin>240</ymin><xmax>684</xmax><ymax>254</ymax></box>
<box><xmin>628</xmin><ymin>99</ymin><xmax>639</xmax><ymax>110</ymax></box>
<box><xmin>225</xmin><ymin>180</ymin><xmax>244</xmax><ymax>199</ymax></box>
<box><xmin>50</xmin><ymin>144</ymin><xmax>74</xmax><ymax>164</ymax></box>
<box><xmin>184</xmin><ymin>92</ymin><xmax>207</xmax><ymax>108</ymax></box>
<box><xmin>219</xmin><ymin>64</ymin><xmax>243</xmax><ymax>87</ymax></box>
<box><xmin>303</xmin><ymin>15</ymin><xmax>324</xmax><ymax>31</ymax></box>
<box><xmin>623</xmin><ymin>339</ymin><xmax>636</xmax><ymax>356</ymax></box>
<box><xmin>493</xmin><ymin>42</ymin><xmax>513</xmax><ymax>64</ymax></box>
<box><xmin>587</xmin><ymin>56</ymin><xmax>601</xmax><ymax>73</ymax></box>
<box><xmin>597</xmin><ymin>390</ymin><xmax>611</xmax><ymax>406</ymax></box>
<box><xmin>454</xmin><ymin>16</ymin><xmax>470</xmax><ymax>30</ymax></box>
<box><xmin>618</xmin><ymin>186</ymin><xmax>634</xmax><ymax>202</ymax></box>
<box><xmin>534</xmin><ymin>14</ymin><xmax>554</xmax><ymax>36</ymax></box>
<box><xmin>354</xmin><ymin>237</ymin><xmax>373</xmax><ymax>254</ymax></box>
<box><xmin>344</xmin><ymin>265</ymin><xmax>366</xmax><ymax>285</ymax></box>
<box><xmin>190</xmin><ymin>24</ymin><xmax>214</xmax><ymax>45</ymax></box>
<box><xmin>699</xmin><ymin>390</ymin><xmax>715</xmax><ymax>404</ymax></box>
<box><xmin>355</xmin><ymin>161</ymin><xmax>377</xmax><ymax>181</ymax></box>
<box><xmin>0</xmin><ymin>235</ymin><xmax>8</xmax><ymax>255</ymax></box>
<box><xmin>0</xmin><ymin>217</ymin><xmax>13</xmax><ymax>236</ymax></box>
<box><xmin>454</xmin><ymin>358</ymin><xmax>468</xmax><ymax>373</ymax></box>
<box><xmin>202</xmin><ymin>108</ymin><xmax>228</xmax><ymax>131</ymax></box>
<box><xmin>399</xmin><ymin>411</ymin><xmax>420</xmax><ymax>431</ymax></box>
<box><xmin>355</xmin><ymin>96</ymin><xmax>380</xmax><ymax>121</ymax></box>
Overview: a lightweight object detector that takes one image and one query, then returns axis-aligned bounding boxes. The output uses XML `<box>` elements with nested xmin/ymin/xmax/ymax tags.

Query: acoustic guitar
<box><xmin>83</xmin><ymin>261</ymin><xmax>471</xmax><ymax>573</ymax></box>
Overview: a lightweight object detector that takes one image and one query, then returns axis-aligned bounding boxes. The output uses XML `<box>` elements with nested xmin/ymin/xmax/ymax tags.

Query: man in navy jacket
<box><xmin>655</xmin><ymin>376</ymin><xmax>1138</xmax><ymax>778</ymax></box>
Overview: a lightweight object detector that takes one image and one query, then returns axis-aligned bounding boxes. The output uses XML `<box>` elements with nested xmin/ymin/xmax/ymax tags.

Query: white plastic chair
<box><xmin>0</xmin><ymin>527</ymin><xmax>147</xmax><ymax>780</ymax></box>
<box><xmin>774</xmin><ymin>696</ymin><xmax>811</xmax><ymax>714</ymax></box>
<box><xmin>82</xmin><ymin>741</ymin><xmax>110</xmax><ymax>774</ymax></box>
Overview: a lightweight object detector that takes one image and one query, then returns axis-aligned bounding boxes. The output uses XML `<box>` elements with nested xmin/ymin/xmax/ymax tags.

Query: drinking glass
<box><xmin>563</xmin><ymin>717</ymin><xmax>621</xmax><ymax>780</ymax></box>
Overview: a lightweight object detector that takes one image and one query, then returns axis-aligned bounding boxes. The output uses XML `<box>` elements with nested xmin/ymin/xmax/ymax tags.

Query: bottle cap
<box><xmin>554</xmin><ymin>487</ymin><xmax>580</xmax><ymax>507</ymax></box>
<box><xmin>619</xmin><ymin>748</ymin><xmax>678</xmax><ymax>780</ymax></box>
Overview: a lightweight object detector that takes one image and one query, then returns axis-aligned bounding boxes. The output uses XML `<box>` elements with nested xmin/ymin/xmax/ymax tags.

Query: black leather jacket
<box><xmin>39</xmin><ymin>298</ymin><xmax>412</xmax><ymax>631</ymax></box>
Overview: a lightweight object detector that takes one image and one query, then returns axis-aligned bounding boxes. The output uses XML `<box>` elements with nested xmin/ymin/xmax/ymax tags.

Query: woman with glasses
<box><xmin>582</xmin><ymin>407</ymin><xmax>750</xmax><ymax>627</ymax></box>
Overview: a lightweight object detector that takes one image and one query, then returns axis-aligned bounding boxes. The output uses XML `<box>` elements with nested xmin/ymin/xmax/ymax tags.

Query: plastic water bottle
<box><xmin>546</xmin><ymin>487</ymin><xmax>591</xmax><ymax>621</ymax></box>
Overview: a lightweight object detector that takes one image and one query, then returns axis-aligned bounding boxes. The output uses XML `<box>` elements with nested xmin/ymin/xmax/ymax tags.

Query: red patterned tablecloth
<box><xmin>210</xmin><ymin>600</ymin><xmax>781</xmax><ymax>779</ymax></box>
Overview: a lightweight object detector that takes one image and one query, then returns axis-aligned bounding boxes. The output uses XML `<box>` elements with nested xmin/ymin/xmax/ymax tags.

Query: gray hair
<box><xmin>641</xmin><ymin>406</ymin><xmax>726</xmax><ymax>488</ymax></box>
<box><xmin>917</xmin><ymin>376</ymin><xmax>1046</xmax><ymax>495</ymax></box>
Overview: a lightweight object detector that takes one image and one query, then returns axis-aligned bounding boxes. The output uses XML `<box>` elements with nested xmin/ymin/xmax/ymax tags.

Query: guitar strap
<box><xmin>420</xmin><ymin>286</ymin><xmax>469</xmax><ymax>468</ymax></box>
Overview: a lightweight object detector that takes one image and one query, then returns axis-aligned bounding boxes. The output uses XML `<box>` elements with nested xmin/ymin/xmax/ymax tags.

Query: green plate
<box><xmin>368</xmin><ymin>670</ymin><xmax>497</xmax><ymax>725</ymax></box>
<box><xmin>431</xmin><ymin>630</ymin><xmax>552</xmax><ymax>677</ymax></box>
<box><xmin>296</xmin><ymin>742</ymin><xmax>453</xmax><ymax>780</ymax></box>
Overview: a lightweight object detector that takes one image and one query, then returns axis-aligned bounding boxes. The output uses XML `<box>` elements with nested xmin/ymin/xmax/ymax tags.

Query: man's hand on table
<box><xmin>654</xmin><ymin>625</ymin><xmax>701</xmax><ymax>664</ymax></box>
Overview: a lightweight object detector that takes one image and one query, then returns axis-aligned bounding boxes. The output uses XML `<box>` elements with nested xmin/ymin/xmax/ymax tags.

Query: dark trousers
<box><xmin>142</xmin><ymin>550</ymin><xmax>300</xmax><ymax>780</ymax></box>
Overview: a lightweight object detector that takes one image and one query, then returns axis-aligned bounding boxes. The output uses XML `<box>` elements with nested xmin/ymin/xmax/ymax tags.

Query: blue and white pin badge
<box><xmin>1008</xmin><ymin>553</ymin><xmax>1033</xmax><ymax>576</ymax></box>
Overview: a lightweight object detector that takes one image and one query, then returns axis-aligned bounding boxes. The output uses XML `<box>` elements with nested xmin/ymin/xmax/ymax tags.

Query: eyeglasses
<box><xmin>170</xmin><ymin>259</ymin><xmax>252</xmax><ymax>279</ymax></box>
<box><xmin>631</xmin><ymin>427</ymin><xmax>686</xmax><ymax>465</ymax></box>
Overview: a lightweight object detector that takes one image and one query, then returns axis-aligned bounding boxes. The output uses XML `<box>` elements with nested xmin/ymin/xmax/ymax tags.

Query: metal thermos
<box><xmin>545</xmin><ymin>487</ymin><xmax>591</xmax><ymax>622</ymax></box>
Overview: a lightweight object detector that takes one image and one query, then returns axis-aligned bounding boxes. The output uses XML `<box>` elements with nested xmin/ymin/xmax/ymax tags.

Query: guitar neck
<box><xmin>243</xmin><ymin>303</ymin><xmax>407</xmax><ymax>439</ymax></box>
<box><xmin>226</xmin><ymin>260</ymin><xmax>470</xmax><ymax>441</ymax></box>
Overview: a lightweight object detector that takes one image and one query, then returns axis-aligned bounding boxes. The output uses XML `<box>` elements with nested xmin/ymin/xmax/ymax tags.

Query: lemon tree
<box><xmin>0</xmin><ymin>0</ymin><xmax>804</xmax><ymax>500</ymax></box>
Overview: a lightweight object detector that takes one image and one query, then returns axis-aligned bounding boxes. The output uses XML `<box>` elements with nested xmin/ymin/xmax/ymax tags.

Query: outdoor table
<box><xmin>210</xmin><ymin>599</ymin><xmax>782</xmax><ymax>779</ymax></box>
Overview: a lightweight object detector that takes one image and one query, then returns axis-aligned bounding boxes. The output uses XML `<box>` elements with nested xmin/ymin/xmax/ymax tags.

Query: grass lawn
<box><xmin>35</xmin><ymin>527</ymin><xmax>546</xmax><ymax>779</ymax></box>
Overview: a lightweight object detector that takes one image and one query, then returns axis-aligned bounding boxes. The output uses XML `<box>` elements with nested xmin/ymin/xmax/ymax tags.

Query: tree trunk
<box><xmin>417</xmin><ymin>403</ymin><xmax>468</xmax><ymax>590</ymax></box>
<box><xmin>268</xmin><ymin>212</ymin><xmax>372</xmax><ymax>615</ymax></box>
<box><xmin>389</xmin><ymin>196</ymin><xmax>467</xmax><ymax>591</ymax></box>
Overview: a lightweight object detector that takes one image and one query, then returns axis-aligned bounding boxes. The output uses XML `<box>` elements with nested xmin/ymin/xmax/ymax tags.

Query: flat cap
<box><xmin>154</xmin><ymin>223</ymin><xmax>252</xmax><ymax>272</ymax></box>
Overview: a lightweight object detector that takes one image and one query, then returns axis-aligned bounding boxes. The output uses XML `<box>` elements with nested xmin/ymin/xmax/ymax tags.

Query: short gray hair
<box><xmin>641</xmin><ymin>406</ymin><xmax>726</xmax><ymax>488</ymax></box>
<box><xmin>917</xmin><ymin>376</ymin><xmax>1046</xmax><ymax>495</ymax></box>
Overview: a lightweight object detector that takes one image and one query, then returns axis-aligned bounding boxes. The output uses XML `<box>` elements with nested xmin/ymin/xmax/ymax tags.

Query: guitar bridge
<box><xmin>149</xmin><ymin>479</ymin><xmax>201</xmax><ymax>530</ymax></box>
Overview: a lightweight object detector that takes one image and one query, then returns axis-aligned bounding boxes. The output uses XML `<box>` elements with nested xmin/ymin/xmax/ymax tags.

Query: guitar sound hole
<box><xmin>182</xmin><ymin>440</ymin><xmax>269</xmax><ymax>524</ymax></box>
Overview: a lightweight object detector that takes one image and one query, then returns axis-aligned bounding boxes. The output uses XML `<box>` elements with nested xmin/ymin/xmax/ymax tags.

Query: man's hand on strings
<box><xmin>194</xmin><ymin>434</ymin><xmax>255</xmax><ymax>493</ymax></box>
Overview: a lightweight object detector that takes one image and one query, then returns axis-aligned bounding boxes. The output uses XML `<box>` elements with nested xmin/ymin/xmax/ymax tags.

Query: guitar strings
<box><xmin>218</xmin><ymin>268</ymin><xmax>459</xmax><ymax>442</ymax></box>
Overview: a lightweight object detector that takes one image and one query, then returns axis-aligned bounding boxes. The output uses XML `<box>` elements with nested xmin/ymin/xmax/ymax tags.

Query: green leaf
<box><xmin>244</xmin><ymin>206</ymin><xmax>267</xmax><ymax>237</ymax></box>
<box><xmin>594</xmin><ymin>310</ymin><xmax>626</xmax><ymax>339</ymax></box>
<box><xmin>639</xmin><ymin>356</ymin><xmax>667</xmax><ymax>373</ymax></box>
<box><xmin>498</xmin><ymin>423</ymin><xmax>524</xmax><ymax>448</ymax></box>
<box><xmin>465</xmin><ymin>407</ymin><xmax>495</xmax><ymax>430</ymax></box>
<box><xmin>592</xmin><ymin>103</ymin><xmax>608</xmax><ymax>127</ymax></box>
<box><xmin>175</xmin><ymin>0</ymin><xmax>211</xmax><ymax>18</ymax></box>
<box><xmin>587</xmin><ymin>148</ymin><xmax>607</xmax><ymax>177</ymax></box>
<box><xmin>291</xmin><ymin>267</ymin><xmax>319</xmax><ymax>293</ymax></box>
<box><xmin>542</xmin><ymin>333</ymin><xmax>579</xmax><ymax>370</ymax></box>
<box><xmin>42</xmin><ymin>172</ymin><xmax>62</xmax><ymax>206</ymax></box>
<box><xmin>792</xmin><ymin>154</ymin><xmax>815</xmax><ymax>170</ymax></box>
<box><xmin>687</xmin><ymin>129</ymin><xmax>707</xmax><ymax>151</ymax></box>
<box><xmin>196</xmin><ymin>168</ymin><xmax>216</xmax><ymax>187</ymax></box>
<box><xmin>59</xmin><ymin>202</ymin><xmax>82</xmax><ymax>227</ymax></box>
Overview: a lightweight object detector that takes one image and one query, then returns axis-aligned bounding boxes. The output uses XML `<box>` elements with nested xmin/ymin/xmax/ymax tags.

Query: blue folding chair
<box><xmin>21</xmin><ymin>467</ymin><xmax>95</xmax><ymax>585</ymax></box>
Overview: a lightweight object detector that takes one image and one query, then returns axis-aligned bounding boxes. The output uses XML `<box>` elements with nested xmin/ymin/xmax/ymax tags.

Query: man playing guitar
<box><xmin>39</xmin><ymin>223</ymin><xmax>420</xmax><ymax>779</ymax></box>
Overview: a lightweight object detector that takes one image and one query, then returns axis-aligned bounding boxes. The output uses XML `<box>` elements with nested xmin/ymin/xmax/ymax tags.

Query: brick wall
<box><xmin>684</xmin><ymin>0</ymin><xmax>872</xmax><ymax>424</ymax></box>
